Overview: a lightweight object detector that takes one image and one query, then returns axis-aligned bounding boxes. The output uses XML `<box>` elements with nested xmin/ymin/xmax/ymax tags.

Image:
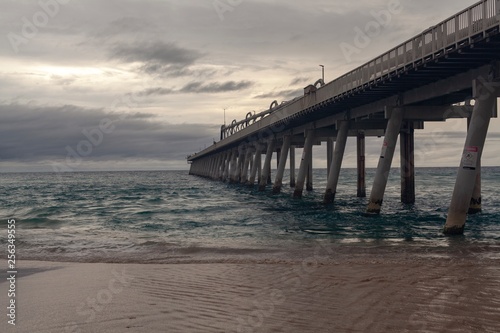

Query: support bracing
<box><xmin>324</xmin><ymin>121</ymin><xmax>349</xmax><ymax>204</ymax></box>
<box><xmin>366</xmin><ymin>107</ymin><xmax>403</xmax><ymax>214</ymax></box>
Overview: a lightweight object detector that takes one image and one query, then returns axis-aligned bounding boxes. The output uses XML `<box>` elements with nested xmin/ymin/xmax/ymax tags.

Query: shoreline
<box><xmin>1</xmin><ymin>258</ymin><xmax>499</xmax><ymax>332</ymax></box>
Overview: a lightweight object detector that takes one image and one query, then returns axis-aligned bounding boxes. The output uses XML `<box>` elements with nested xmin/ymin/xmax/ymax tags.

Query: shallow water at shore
<box><xmin>0</xmin><ymin>168</ymin><xmax>499</xmax><ymax>263</ymax></box>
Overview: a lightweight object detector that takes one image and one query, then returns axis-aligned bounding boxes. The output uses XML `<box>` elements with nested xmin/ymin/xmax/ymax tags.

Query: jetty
<box><xmin>188</xmin><ymin>0</ymin><xmax>500</xmax><ymax>235</ymax></box>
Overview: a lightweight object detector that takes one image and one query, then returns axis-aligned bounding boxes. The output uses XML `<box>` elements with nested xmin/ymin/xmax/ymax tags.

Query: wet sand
<box><xmin>1</xmin><ymin>258</ymin><xmax>500</xmax><ymax>333</ymax></box>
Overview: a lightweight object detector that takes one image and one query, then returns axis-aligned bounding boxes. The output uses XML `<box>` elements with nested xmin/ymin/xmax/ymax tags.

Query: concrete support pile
<box><xmin>444</xmin><ymin>79</ymin><xmax>498</xmax><ymax>235</ymax></box>
<box><xmin>187</xmin><ymin>73</ymin><xmax>498</xmax><ymax>237</ymax></box>
<box><xmin>366</xmin><ymin>108</ymin><xmax>403</xmax><ymax>214</ymax></box>
<box><xmin>273</xmin><ymin>136</ymin><xmax>292</xmax><ymax>194</ymax></box>
<box><xmin>324</xmin><ymin>121</ymin><xmax>349</xmax><ymax>204</ymax></box>
<box><xmin>293</xmin><ymin>130</ymin><xmax>315</xmax><ymax>198</ymax></box>
<box><xmin>259</xmin><ymin>139</ymin><xmax>276</xmax><ymax>192</ymax></box>
<box><xmin>357</xmin><ymin>132</ymin><xmax>366</xmax><ymax>198</ymax></box>
<box><xmin>400</xmin><ymin>121</ymin><xmax>415</xmax><ymax>204</ymax></box>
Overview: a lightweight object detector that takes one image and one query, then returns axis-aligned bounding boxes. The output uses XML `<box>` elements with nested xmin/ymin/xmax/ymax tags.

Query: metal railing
<box><xmin>331</xmin><ymin>0</ymin><xmax>499</xmax><ymax>95</ymax></box>
<box><xmin>220</xmin><ymin>0</ymin><xmax>499</xmax><ymax>140</ymax></box>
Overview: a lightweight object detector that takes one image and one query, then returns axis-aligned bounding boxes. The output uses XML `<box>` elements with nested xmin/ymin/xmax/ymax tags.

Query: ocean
<box><xmin>1</xmin><ymin>167</ymin><xmax>499</xmax><ymax>264</ymax></box>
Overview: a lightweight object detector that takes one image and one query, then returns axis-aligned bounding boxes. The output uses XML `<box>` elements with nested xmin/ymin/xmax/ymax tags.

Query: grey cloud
<box><xmin>137</xmin><ymin>87</ymin><xmax>174</xmax><ymax>97</ymax></box>
<box><xmin>179</xmin><ymin>81</ymin><xmax>254</xmax><ymax>94</ymax></box>
<box><xmin>290</xmin><ymin>77</ymin><xmax>311</xmax><ymax>86</ymax></box>
<box><xmin>136</xmin><ymin>80</ymin><xmax>254</xmax><ymax>97</ymax></box>
<box><xmin>138</xmin><ymin>63</ymin><xmax>220</xmax><ymax>79</ymax></box>
<box><xmin>102</xmin><ymin>17</ymin><xmax>159</xmax><ymax>37</ymax></box>
<box><xmin>0</xmin><ymin>103</ymin><xmax>218</xmax><ymax>165</ymax></box>
<box><xmin>253</xmin><ymin>89</ymin><xmax>303</xmax><ymax>100</ymax></box>
<box><xmin>109</xmin><ymin>41</ymin><xmax>204</xmax><ymax>66</ymax></box>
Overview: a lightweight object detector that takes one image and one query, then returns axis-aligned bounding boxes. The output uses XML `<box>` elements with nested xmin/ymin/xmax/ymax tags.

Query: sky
<box><xmin>0</xmin><ymin>0</ymin><xmax>499</xmax><ymax>172</ymax></box>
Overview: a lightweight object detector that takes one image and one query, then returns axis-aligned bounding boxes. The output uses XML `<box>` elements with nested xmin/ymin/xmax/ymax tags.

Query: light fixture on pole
<box><xmin>223</xmin><ymin>107</ymin><xmax>229</xmax><ymax>126</ymax></box>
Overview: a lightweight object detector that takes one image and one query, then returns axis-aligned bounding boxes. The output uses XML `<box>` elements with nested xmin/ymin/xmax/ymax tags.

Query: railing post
<box><xmin>469</xmin><ymin>7</ymin><xmax>473</xmax><ymax>38</ymax></box>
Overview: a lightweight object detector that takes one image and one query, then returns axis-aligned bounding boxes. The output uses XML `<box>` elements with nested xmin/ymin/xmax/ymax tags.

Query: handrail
<box><xmin>219</xmin><ymin>0</ymin><xmax>499</xmax><ymax>140</ymax></box>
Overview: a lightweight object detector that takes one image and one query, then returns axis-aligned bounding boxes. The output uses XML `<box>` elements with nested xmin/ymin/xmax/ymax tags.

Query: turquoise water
<box><xmin>0</xmin><ymin>168</ymin><xmax>499</xmax><ymax>263</ymax></box>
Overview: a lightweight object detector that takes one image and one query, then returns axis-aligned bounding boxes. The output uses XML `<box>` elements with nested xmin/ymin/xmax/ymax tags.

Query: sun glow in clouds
<box><xmin>36</xmin><ymin>66</ymin><xmax>104</xmax><ymax>77</ymax></box>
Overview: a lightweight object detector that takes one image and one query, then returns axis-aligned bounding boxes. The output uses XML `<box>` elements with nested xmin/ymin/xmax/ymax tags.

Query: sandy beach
<box><xmin>1</xmin><ymin>257</ymin><xmax>499</xmax><ymax>333</ymax></box>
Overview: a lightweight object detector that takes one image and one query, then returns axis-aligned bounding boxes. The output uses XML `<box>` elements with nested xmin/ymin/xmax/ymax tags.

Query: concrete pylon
<box><xmin>219</xmin><ymin>154</ymin><xmax>225</xmax><ymax>178</ymax></box>
<box><xmin>366</xmin><ymin>107</ymin><xmax>403</xmax><ymax>214</ymax></box>
<box><xmin>248</xmin><ymin>144</ymin><xmax>262</xmax><ymax>186</ymax></box>
<box><xmin>273</xmin><ymin>136</ymin><xmax>292</xmax><ymax>194</ymax></box>
<box><xmin>444</xmin><ymin>79</ymin><xmax>498</xmax><ymax>234</ymax></box>
<box><xmin>229</xmin><ymin>150</ymin><xmax>238</xmax><ymax>183</ymax></box>
<box><xmin>400</xmin><ymin>121</ymin><xmax>415</xmax><ymax>204</ymax></box>
<box><xmin>327</xmin><ymin>138</ymin><xmax>334</xmax><ymax>176</ymax></box>
<box><xmin>357</xmin><ymin>132</ymin><xmax>366</xmax><ymax>197</ymax></box>
<box><xmin>237</xmin><ymin>148</ymin><xmax>247</xmax><ymax>182</ymax></box>
<box><xmin>259</xmin><ymin>139</ymin><xmax>276</xmax><ymax>191</ymax></box>
<box><xmin>469</xmin><ymin>159</ymin><xmax>482</xmax><ymax>214</ymax></box>
<box><xmin>241</xmin><ymin>148</ymin><xmax>253</xmax><ymax>184</ymax></box>
<box><xmin>289</xmin><ymin>146</ymin><xmax>296</xmax><ymax>187</ymax></box>
<box><xmin>324</xmin><ymin>121</ymin><xmax>349</xmax><ymax>204</ymax></box>
<box><xmin>212</xmin><ymin>155</ymin><xmax>220</xmax><ymax>180</ymax></box>
<box><xmin>293</xmin><ymin>130</ymin><xmax>315</xmax><ymax>198</ymax></box>
<box><xmin>306</xmin><ymin>149</ymin><xmax>313</xmax><ymax>191</ymax></box>
<box><xmin>467</xmin><ymin>117</ymin><xmax>482</xmax><ymax>214</ymax></box>
<box><xmin>222</xmin><ymin>150</ymin><xmax>232</xmax><ymax>182</ymax></box>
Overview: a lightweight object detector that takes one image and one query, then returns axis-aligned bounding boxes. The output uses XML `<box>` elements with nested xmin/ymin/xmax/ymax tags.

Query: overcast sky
<box><xmin>1</xmin><ymin>0</ymin><xmax>498</xmax><ymax>172</ymax></box>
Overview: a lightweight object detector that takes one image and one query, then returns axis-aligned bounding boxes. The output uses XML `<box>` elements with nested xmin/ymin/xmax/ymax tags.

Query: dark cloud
<box><xmin>137</xmin><ymin>87</ymin><xmax>174</xmax><ymax>97</ymax></box>
<box><xmin>290</xmin><ymin>77</ymin><xmax>311</xmax><ymax>86</ymax></box>
<box><xmin>136</xmin><ymin>80</ymin><xmax>254</xmax><ymax>97</ymax></box>
<box><xmin>109</xmin><ymin>41</ymin><xmax>204</xmax><ymax>66</ymax></box>
<box><xmin>0</xmin><ymin>0</ymin><xmax>498</xmax><ymax>171</ymax></box>
<box><xmin>138</xmin><ymin>63</ymin><xmax>220</xmax><ymax>79</ymax></box>
<box><xmin>0</xmin><ymin>103</ymin><xmax>219</xmax><ymax>166</ymax></box>
<box><xmin>179</xmin><ymin>81</ymin><xmax>254</xmax><ymax>94</ymax></box>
